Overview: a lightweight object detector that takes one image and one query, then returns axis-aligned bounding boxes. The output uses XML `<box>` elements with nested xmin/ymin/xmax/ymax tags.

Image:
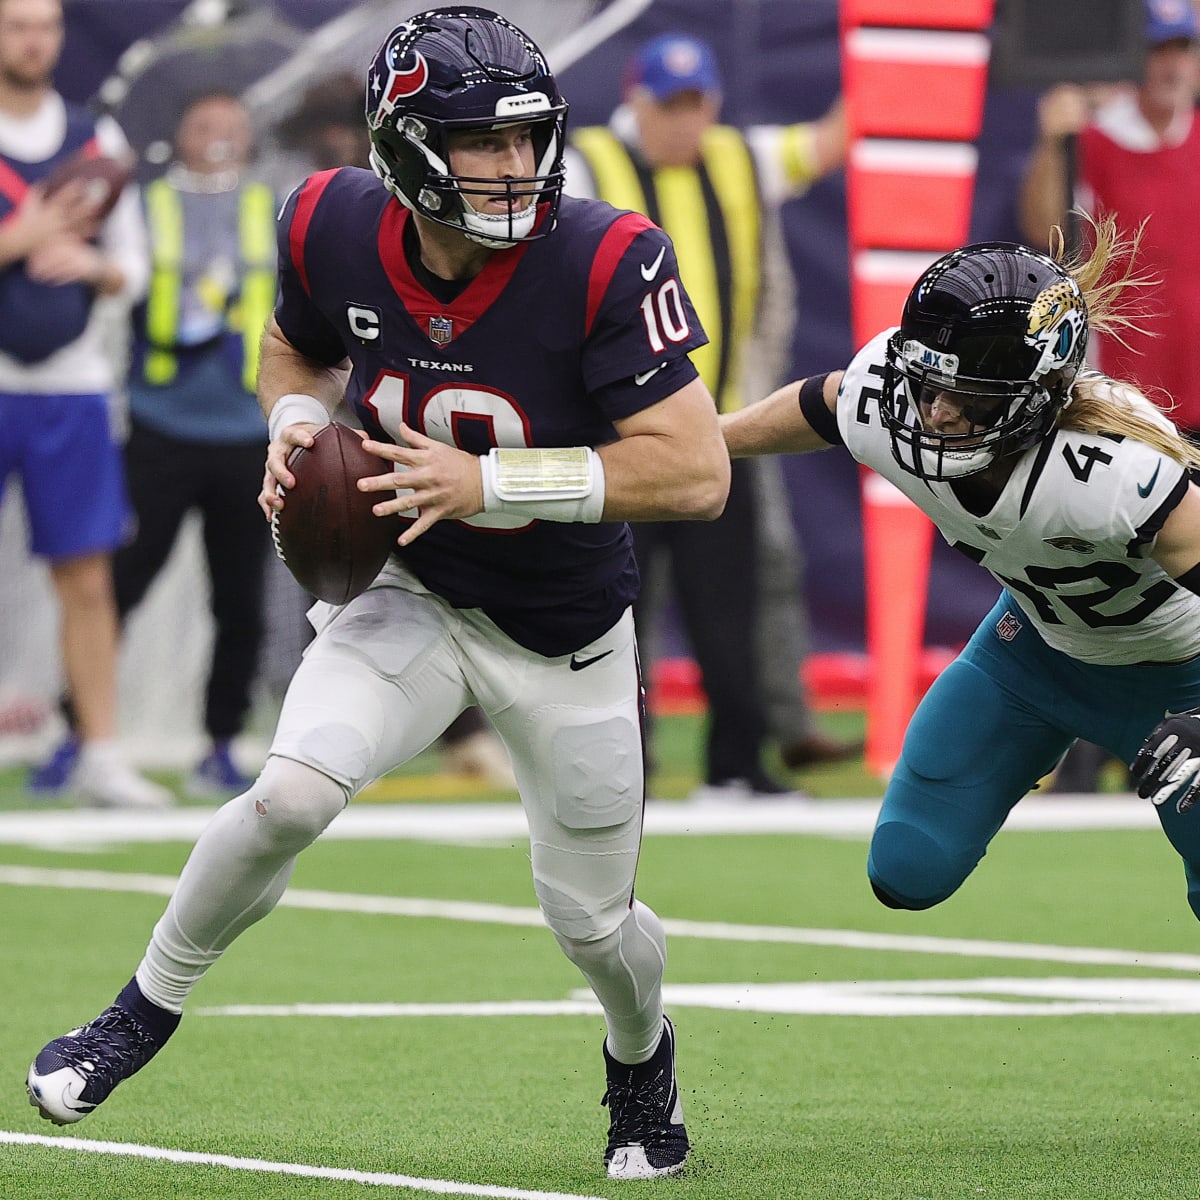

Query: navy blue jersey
<box><xmin>0</xmin><ymin>106</ymin><xmax>102</xmax><ymax>363</ymax></box>
<box><xmin>275</xmin><ymin>168</ymin><xmax>708</xmax><ymax>656</ymax></box>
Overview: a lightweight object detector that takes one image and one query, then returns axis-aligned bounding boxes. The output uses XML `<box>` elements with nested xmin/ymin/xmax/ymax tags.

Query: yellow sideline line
<box><xmin>359</xmin><ymin>773</ymin><xmax>508</xmax><ymax>801</ymax></box>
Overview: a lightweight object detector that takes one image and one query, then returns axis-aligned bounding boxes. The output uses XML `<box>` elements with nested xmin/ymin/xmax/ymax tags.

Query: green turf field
<box><xmin>0</xmin><ymin>714</ymin><xmax>1190</xmax><ymax>1200</ymax></box>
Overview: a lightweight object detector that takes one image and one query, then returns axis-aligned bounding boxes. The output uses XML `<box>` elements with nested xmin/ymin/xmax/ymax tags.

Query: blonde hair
<box><xmin>1052</xmin><ymin>212</ymin><xmax>1200</xmax><ymax>470</ymax></box>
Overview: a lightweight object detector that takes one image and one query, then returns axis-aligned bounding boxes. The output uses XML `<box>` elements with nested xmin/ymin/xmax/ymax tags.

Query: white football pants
<box><xmin>137</xmin><ymin>561</ymin><xmax>667</xmax><ymax>1063</ymax></box>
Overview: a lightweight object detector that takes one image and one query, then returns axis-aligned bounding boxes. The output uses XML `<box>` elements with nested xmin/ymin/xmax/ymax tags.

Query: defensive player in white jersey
<box><xmin>722</xmin><ymin>217</ymin><xmax>1200</xmax><ymax>918</ymax></box>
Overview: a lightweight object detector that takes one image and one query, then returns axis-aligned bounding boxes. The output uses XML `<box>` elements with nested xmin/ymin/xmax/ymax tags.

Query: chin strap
<box><xmin>460</xmin><ymin>202</ymin><xmax>538</xmax><ymax>247</ymax></box>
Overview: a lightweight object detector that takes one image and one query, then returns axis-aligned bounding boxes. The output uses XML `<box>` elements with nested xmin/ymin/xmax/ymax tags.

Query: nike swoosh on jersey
<box><xmin>634</xmin><ymin>364</ymin><xmax>666</xmax><ymax>386</ymax></box>
<box><xmin>1138</xmin><ymin>463</ymin><xmax>1162</xmax><ymax>498</ymax></box>
<box><xmin>640</xmin><ymin>246</ymin><xmax>667</xmax><ymax>281</ymax></box>
<box><xmin>569</xmin><ymin>650</ymin><xmax>613</xmax><ymax>671</ymax></box>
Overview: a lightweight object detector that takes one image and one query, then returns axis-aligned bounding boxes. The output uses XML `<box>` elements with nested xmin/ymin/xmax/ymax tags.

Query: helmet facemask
<box><xmin>878</xmin><ymin>243</ymin><xmax>1088</xmax><ymax>483</ymax></box>
<box><xmin>881</xmin><ymin>335</ymin><xmax>1062</xmax><ymax>481</ymax></box>
<box><xmin>369</xmin><ymin>109</ymin><xmax>565</xmax><ymax>248</ymax></box>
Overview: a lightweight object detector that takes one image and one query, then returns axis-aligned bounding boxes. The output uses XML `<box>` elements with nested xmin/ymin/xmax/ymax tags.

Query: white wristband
<box><xmin>480</xmin><ymin>446</ymin><xmax>606</xmax><ymax>523</ymax></box>
<box><xmin>267</xmin><ymin>393</ymin><xmax>331</xmax><ymax>442</ymax></box>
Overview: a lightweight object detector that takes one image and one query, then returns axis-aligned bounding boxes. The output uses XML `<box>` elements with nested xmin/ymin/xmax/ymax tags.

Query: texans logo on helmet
<box><xmin>370</xmin><ymin>45</ymin><xmax>429</xmax><ymax>127</ymax></box>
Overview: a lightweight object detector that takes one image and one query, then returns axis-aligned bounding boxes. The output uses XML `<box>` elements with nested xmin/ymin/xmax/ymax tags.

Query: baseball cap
<box><xmin>625</xmin><ymin>34</ymin><xmax>722</xmax><ymax>101</ymax></box>
<box><xmin>1145</xmin><ymin>0</ymin><xmax>1197</xmax><ymax>47</ymax></box>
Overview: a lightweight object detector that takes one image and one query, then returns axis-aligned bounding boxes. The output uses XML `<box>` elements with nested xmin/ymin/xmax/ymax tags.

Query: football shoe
<box><xmin>27</xmin><ymin>1003</ymin><xmax>172</xmax><ymax>1124</ymax></box>
<box><xmin>187</xmin><ymin>741</ymin><xmax>252</xmax><ymax>797</ymax></box>
<box><xmin>688</xmin><ymin>772</ymin><xmax>809</xmax><ymax>804</ymax></box>
<box><xmin>602</xmin><ymin>1016</ymin><xmax>690</xmax><ymax>1179</ymax></box>
<box><xmin>27</xmin><ymin>735</ymin><xmax>80</xmax><ymax>795</ymax></box>
<box><xmin>72</xmin><ymin>745</ymin><xmax>172</xmax><ymax>809</ymax></box>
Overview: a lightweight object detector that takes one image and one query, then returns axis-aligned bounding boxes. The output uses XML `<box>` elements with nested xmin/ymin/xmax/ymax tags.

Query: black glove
<box><xmin>1131</xmin><ymin>707</ymin><xmax>1200</xmax><ymax>813</ymax></box>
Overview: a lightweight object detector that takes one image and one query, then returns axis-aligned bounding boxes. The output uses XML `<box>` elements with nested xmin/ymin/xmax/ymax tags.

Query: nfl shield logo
<box><xmin>996</xmin><ymin>611</ymin><xmax>1023</xmax><ymax>642</ymax></box>
<box><xmin>429</xmin><ymin>315</ymin><xmax>453</xmax><ymax>346</ymax></box>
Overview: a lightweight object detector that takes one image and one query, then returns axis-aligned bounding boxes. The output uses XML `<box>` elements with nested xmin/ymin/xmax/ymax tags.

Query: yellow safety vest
<box><xmin>571</xmin><ymin>125</ymin><xmax>761</xmax><ymax>412</ymax></box>
<box><xmin>142</xmin><ymin>178</ymin><xmax>276</xmax><ymax>393</ymax></box>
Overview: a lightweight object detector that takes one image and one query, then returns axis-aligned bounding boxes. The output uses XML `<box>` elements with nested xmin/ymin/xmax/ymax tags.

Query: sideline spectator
<box><xmin>1018</xmin><ymin>0</ymin><xmax>1200</xmax><ymax>791</ymax></box>
<box><xmin>0</xmin><ymin>0</ymin><xmax>164</xmax><ymax>808</ymax></box>
<box><xmin>36</xmin><ymin>90</ymin><xmax>277</xmax><ymax>797</ymax></box>
<box><xmin>567</xmin><ymin>33</ymin><xmax>858</xmax><ymax>800</ymax></box>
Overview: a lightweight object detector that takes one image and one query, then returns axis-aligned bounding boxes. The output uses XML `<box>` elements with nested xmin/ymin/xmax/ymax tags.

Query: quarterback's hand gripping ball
<box><xmin>271</xmin><ymin>422</ymin><xmax>400</xmax><ymax>605</ymax></box>
<box><xmin>1131</xmin><ymin>707</ymin><xmax>1200</xmax><ymax>813</ymax></box>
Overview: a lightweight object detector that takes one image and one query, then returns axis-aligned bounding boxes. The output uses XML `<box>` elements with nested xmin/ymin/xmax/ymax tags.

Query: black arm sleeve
<box><xmin>1175</xmin><ymin>562</ymin><xmax>1200</xmax><ymax>596</ymax></box>
<box><xmin>798</xmin><ymin>372</ymin><xmax>842</xmax><ymax>446</ymax></box>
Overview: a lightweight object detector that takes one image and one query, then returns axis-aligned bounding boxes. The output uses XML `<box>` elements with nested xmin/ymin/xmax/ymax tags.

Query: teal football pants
<box><xmin>868</xmin><ymin>592</ymin><xmax>1200</xmax><ymax>917</ymax></box>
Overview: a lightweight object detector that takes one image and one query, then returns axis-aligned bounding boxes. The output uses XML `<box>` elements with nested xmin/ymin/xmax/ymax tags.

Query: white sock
<box><xmin>555</xmin><ymin>900</ymin><xmax>667</xmax><ymax>1063</ymax></box>
<box><xmin>136</xmin><ymin>758</ymin><xmax>347</xmax><ymax>1010</ymax></box>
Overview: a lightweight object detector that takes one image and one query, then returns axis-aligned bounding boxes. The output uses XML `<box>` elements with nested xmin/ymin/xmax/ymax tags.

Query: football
<box><xmin>40</xmin><ymin>151</ymin><xmax>132</xmax><ymax>223</ymax></box>
<box><xmin>271</xmin><ymin>422</ymin><xmax>401</xmax><ymax>605</ymax></box>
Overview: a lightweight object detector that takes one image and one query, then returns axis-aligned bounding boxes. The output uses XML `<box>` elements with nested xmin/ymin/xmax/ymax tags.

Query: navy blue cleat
<box><xmin>27</xmin><ymin>1004</ymin><xmax>170</xmax><ymax>1124</ymax></box>
<box><xmin>26</xmin><ymin>735</ymin><xmax>80</xmax><ymax>796</ymax></box>
<box><xmin>186</xmin><ymin>741</ymin><xmax>252</xmax><ymax>797</ymax></box>
<box><xmin>602</xmin><ymin>1016</ymin><xmax>690</xmax><ymax>1179</ymax></box>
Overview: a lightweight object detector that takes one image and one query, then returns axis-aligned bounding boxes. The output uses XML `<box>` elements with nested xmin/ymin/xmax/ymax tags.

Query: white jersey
<box><xmin>838</xmin><ymin>330</ymin><xmax>1200</xmax><ymax>666</ymax></box>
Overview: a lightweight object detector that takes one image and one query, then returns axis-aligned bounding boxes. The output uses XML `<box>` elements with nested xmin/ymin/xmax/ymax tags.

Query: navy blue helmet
<box><xmin>365</xmin><ymin>6</ymin><xmax>568</xmax><ymax>247</ymax></box>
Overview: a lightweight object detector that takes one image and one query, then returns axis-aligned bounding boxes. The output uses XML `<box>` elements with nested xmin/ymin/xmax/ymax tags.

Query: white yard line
<box><xmin>0</xmin><ymin>1131</ymin><xmax>606</xmax><ymax>1200</ymax></box>
<box><xmin>0</xmin><ymin>796</ymin><xmax>1158</xmax><ymax>849</ymax></box>
<box><xmin>3</xmin><ymin>864</ymin><xmax>1198</xmax><ymax>973</ymax></box>
<box><xmin>194</xmin><ymin>978</ymin><xmax>1200</xmax><ymax>1019</ymax></box>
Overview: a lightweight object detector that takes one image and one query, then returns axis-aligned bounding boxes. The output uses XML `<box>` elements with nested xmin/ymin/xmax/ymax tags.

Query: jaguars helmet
<box><xmin>365</xmin><ymin>6</ymin><xmax>567</xmax><ymax>248</ymax></box>
<box><xmin>880</xmin><ymin>242</ymin><xmax>1089</xmax><ymax>481</ymax></box>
